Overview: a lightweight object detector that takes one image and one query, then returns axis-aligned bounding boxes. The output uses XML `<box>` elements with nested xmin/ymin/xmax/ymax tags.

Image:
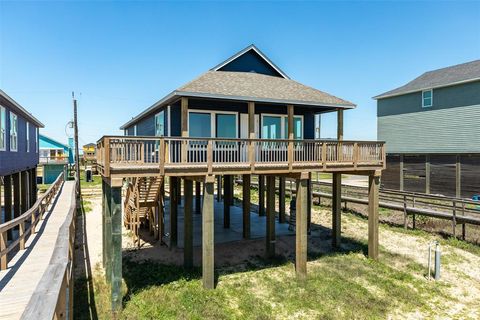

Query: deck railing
<box><xmin>0</xmin><ymin>172</ymin><xmax>65</xmax><ymax>270</ymax></box>
<box><xmin>97</xmin><ymin>136</ymin><xmax>385</xmax><ymax>176</ymax></box>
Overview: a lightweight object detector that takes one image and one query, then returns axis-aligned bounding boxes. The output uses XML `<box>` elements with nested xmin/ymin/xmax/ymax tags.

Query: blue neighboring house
<box><xmin>39</xmin><ymin>134</ymin><xmax>73</xmax><ymax>184</ymax></box>
<box><xmin>1</xmin><ymin>89</ymin><xmax>44</xmax><ymax>226</ymax></box>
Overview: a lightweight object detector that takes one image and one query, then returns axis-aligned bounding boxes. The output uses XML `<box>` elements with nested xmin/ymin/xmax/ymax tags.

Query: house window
<box><xmin>10</xmin><ymin>112</ymin><xmax>18</xmax><ymax>151</ymax></box>
<box><xmin>422</xmin><ymin>89</ymin><xmax>433</xmax><ymax>108</ymax></box>
<box><xmin>0</xmin><ymin>105</ymin><xmax>5</xmax><ymax>150</ymax></box>
<box><xmin>188</xmin><ymin>110</ymin><xmax>238</xmax><ymax>138</ymax></box>
<box><xmin>189</xmin><ymin>112</ymin><xmax>212</xmax><ymax>137</ymax></box>
<box><xmin>26</xmin><ymin>122</ymin><xmax>30</xmax><ymax>152</ymax></box>
<box><xmin>261</xmin><ymin>114</ymin><xmax>303</xmax><ymax>139</ymax></box>
<box><xmin>216</xmin><ymin>114</ymin><xmax>236</xmax><ymax>138</ymax></box>
<box><xmin>155</xmin><ymin>111</ymin><xmax>165</xmax><ymax>137</ymax></box>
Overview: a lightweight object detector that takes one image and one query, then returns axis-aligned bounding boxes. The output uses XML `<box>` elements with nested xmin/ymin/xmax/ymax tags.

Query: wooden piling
<box><xmin>195</xmin><ymin>181</ymin><xmax>201</xmax><ymax>214</ymax></box>
<box><xmin>368</xmin><ymin>172</ymin><xmax>380</xmax><ymax>260</ymax></box>
<box><xmin>242</xmin><ymin>174</ymin><xmax>251</xmax><ymax>239</ymax></box>
<box><xmin>184</xmin><ymin>179</ymin><xmax>193</xmax><ymax>268</ymax></box>
<box><xmin>332</xmin><ymin>173</ymin><xmax>342</xmax><ymax>247</ymax></box>
<box><xmin>266</xmin><ymin>176</ymin><xmax>276</xmax><ymax>259</ymax></box>
<box><xmin>224</xmin><ymin>175</ymin><xmax>230</xmax><ymax>228</ymax></box>
<box><xmin>279</xmin><ymin>177</ymin><xmax>286</xmax><ymax>223</ymax></box>
<box><xmin>110</xmin><ymin>185</ymin><xmax>123</xmax><ymax>312</ymax></box>
<box><xmin>296</xmin><ymin>175</ymin><xmax>308</xmax><ymax>280</ymax></box>
<box><xmin>202</xmin><ymin>176</ymin><xmax>215</xmax><ymax>289</ymax></box>
<box><xmin>169</xmin><ymin>177</ymin><xmax>178</xmax><ymax>248</ymax></box>
<box><xmin>259</xmin><ymin>175</ymin><xmax>265</xmax><ymax>216</ymax></box>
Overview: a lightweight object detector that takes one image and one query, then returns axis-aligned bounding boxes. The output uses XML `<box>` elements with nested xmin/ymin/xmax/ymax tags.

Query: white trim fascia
<box><xmin>0</xmin><ymin>105</ymin><xmax>5</xmax><ymax>151</ymax></box>
<box><xmin>373</xmin><ymin>77</ymin><xmax>480</xmax><ymax>100</ymax></box>
<box><xmin>211</xmin><ymin>44</ymin><xmax>290</xmax><ymax>79</ymax></box>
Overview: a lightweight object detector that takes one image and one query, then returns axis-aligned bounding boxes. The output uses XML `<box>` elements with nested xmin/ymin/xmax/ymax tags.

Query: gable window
<box><xmin>26</xmin><ymin>122</ymin><xmax>30</xmax><ymax>152</ymax></box>
<box><xmin>0</xmin><ymin>105</ymin><xmax>5</xmax><ymax>150</ymax></box>
<box><xmin>422</xmin><ymin>89</ymin><xmax>433</xmax><ymax>108</ymax></box>
<box><xmin>10</xmin><ymin>112</ymin><xmax>18</xmax><ymax>151</ymax></box>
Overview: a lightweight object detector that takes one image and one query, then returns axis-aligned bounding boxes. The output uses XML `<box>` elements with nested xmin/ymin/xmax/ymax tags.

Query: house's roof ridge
<box><xmin>373</xmin><ymin>59</ymin><xmax>480</xmax><ymax>99</ymax></box>
<box><xmin>39</xmin><ymin>134</ymin><xmax>70</xmax><ymax>149</ymax></box>
<box><xmin>211</xmin><ymin>44</ymin><xmax>290</xmax><ymax>79</ymax></box>
<box><xmin>0</xmin><ymin>89</ymin><xmax>45</xmax><ymax>127</ymax></box>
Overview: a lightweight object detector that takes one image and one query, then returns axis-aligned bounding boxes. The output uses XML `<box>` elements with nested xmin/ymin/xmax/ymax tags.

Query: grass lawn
<box><xmin>75</xmin><ymin>185</ymin><xmax>480</xmax><ymax>319</ymax></box>
<box><xmin>76</xmin><ymin>248</ymin><xmax>447</xmax><ymax>320</ymax></box>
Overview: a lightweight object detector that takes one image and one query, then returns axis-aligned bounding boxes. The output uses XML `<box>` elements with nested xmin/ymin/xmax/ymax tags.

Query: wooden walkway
<box><xmin>0</xmin><ymin>181</ymin><xmax>75</xmax><ymax>320</ymax></box>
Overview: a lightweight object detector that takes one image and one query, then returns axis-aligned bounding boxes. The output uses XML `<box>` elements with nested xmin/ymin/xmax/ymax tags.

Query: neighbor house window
<box><xmin>0</xmin><ymin>105</ymin><xmax>5</xmax><ymax>150</ymax></box>
<box><xmin>155</xmin><ymin>111</ymin><xmax>165</xmax><ymax>137</ymax></box>
<box><xmin>10</xmin><ymin>112</ymin><xmax>18</xmax><ymax>151</ymax></box>
<box><xmin>26</xmin><ymin>122</ymin><xmax>30</xmax><ymax>152</ymax></box>
<box><xmin>422</xmin><ymin>89</ymin><xmax>433</xmax><ymax>108</ymax></box>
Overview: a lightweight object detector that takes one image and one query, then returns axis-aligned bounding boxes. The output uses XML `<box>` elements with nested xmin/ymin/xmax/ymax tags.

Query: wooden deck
<box><xmin>0</xmin><ymin>181</ymin><xmax>75</xmax><ymax>319</ymax></box>
<box><xmin>97</xmin><ymin>136</ymin><xmax>386</xmax><ymax>182</ymax></box>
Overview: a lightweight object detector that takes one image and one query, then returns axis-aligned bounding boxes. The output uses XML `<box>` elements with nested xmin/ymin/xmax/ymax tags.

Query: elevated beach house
<box><xmin>374</xmin><ymin>60</ymin><xmax>480</xmax><ymax>197</ymax></box>
<box><xmin>39</xmin><ymin>134</ymin><xmax>72</xmax><ymax>184</ymax></box>
<box><xmin>97</xmin><ymin>45</ymin><xmax>385</xmax><ymax>310</ymax></box>
<box><xmin>1</xmin><ymin>89</ymin><xmax>44</xmax><ymax>236</ymax></box>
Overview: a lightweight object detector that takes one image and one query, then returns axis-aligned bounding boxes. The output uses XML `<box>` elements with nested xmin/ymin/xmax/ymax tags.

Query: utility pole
<box><xmin>73</xmin><ymin>92</ymin><xmax>81</xmax><ymax>198</ymax></box>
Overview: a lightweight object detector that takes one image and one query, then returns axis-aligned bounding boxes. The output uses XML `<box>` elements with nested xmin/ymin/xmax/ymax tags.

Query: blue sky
<box><xmin>1</xmin><ymin>1</ymin><xmax>479</xmax><ymax>145</ymax></box>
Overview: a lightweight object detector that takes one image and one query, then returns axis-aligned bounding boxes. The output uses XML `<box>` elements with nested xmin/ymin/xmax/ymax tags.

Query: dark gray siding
<box><xmin>0</xmin><ymin>107</ymin><xmax>39</xmax><ymax>176</ymax></box>
<box><xmin>377</xmin><ymin>80</ymin><xmax>480</xmax><ymax>153</ymax></box>
<box><xmin>378</xmin><ymin>80</ymin><xmax>480</xmax><ymax>117</ymax></box>
<box><xmin>218</xmin><ymin>50</ymin><xmax>283</xmax><ymax>78</ymax></box>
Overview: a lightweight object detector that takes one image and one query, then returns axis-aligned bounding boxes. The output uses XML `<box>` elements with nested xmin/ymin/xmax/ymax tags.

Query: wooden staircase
<box><xmin>124</xmin><ymin>176</ymin><xmax>164</xmax><ymax>247</ymax></box>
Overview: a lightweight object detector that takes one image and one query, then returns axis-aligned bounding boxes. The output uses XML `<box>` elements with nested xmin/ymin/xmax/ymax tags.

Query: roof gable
<box><xmin>39</xmin><ymin>135</ymin><xmax>69</xmax><ymax>150</ymax></box>
<box><xmin>212</xmin><ymin>45</ymin><xmax>289</xmax><ymax>79</ymax></box>
<box><xmin>374</xmin><ymin>59</ymin><xmax>480</xmax><ymax>99</ymax></box>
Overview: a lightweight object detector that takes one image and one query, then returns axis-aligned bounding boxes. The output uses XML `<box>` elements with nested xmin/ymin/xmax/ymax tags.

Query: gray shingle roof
<box><xmin>177</xmin><ymin>71</ymin><xmax>355</xmax><ymax>107</ymax></box>
<box><xmin>374</xmin><ymin>59</ymin><xmax>480</xmax><ymax>99</ymax></box>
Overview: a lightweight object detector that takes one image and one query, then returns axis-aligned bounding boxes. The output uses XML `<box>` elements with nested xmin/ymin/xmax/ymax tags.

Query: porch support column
<box><xmin>223</xmin><ymin>175</ymin><xmax>230</xmax><ymax>228</ymax></box>
<box><xmin>202</xmin><ymin>175</ymin><xmax>215</xmax><ymax>289</ymax></box>
<box><xmin>456</xmin><ymin>154</ymin><xmax>461</xmax><ymax>198</ymax></box>
<box><xmin>242</xmin><ymin>174</ymin><xmax>251</xmax><ymax>239</ymax></box>
<box><xmin>332</xmin><ymin>108</ymin><xmax>344</xmax><ymax>248</ymax></box>
<box><xmin>30</xmin><ymin>168</ymin><xmax>37</xmax><ymax>204</ymax></box>
<box><xmin>216</xmin><ymin>176</ymin><xmax>222</xmax><ymax>202</ymax></box>
<box><xmin>184</xmin><ymin>179</ymin><xmax>193</xmax><ymax>268</ymax></box>
<box><xmin>110</xmin><ymin>184</ymin><xmax>123</xmax><ymax>312</ymax></box>
<box><xmin>278</xmin><ymin>177</ymin><xmax>286</xmax><ymax>223</ymax></box>
<box><xmin>258</xmin><ymin>175</ymin><xmax>265</xmax><ymax>216</ymax></box>
<box><xmin>169</xmin><ymin>177</ymin><xmax>178</xmax><ymax>248</ymax></box>
<box><xmin>368</xmin><ymin>171</ymin><xmax>381</xmax><ymax>260</ymax></box>
<box><xmin>296</xmin><ymin>173</ymin><xmax>309</xmax><ymax>280</ymax></box>
<box><xmin>266</xmin><ymin>176</ymin><xmax>276</xmax><ymax>259</ymax></box>
<box><xmin>4</xmin><ymin>175</ymin><xmax>12</xmax><ymax>240</ymax></box>
<box><xmin>13</xmin><ymin>172</ymin><xmax>21</xmax><ymax>220</ymax></box>
<box><xmin>195</xmin><ymin>181</ymin><xmax>201</xmax><ymax>214</ymax></box>
<box><xmin>21</xmin><ymin>170</ymin><xmax>29</xmax><ymax>212</ymax></box>
<box><xmin>287</xmin><ymin>105</ymin><xmax>294</xmax><ymax>171</ymax></box>
<box><xmin>399</xmin><ymin>154</ymin><xmax>404</xmax><ymax>191</ymax></box>
<box><xmin>181</xmin><ymin>97</ymin><xmax>188</xmax><ymax>166</ymax></box>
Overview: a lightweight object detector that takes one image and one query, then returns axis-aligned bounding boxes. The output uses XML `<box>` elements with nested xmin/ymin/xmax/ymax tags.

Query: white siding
<box><xmin>378</xmin><ymin>104</ymin><xmax>480</xmax><ymax>153</ymax></box>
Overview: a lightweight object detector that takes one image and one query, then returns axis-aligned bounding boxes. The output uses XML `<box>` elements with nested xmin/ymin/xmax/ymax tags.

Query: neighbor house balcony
<box><xmin>97</xmin><ymin>136</ymin><xmax>385</xmax><ymax>179</ymax></box>
<box><xmin>39</xmin><ymin>155</ymin><xmax>69</xmax><ymax>165</ymax></box>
